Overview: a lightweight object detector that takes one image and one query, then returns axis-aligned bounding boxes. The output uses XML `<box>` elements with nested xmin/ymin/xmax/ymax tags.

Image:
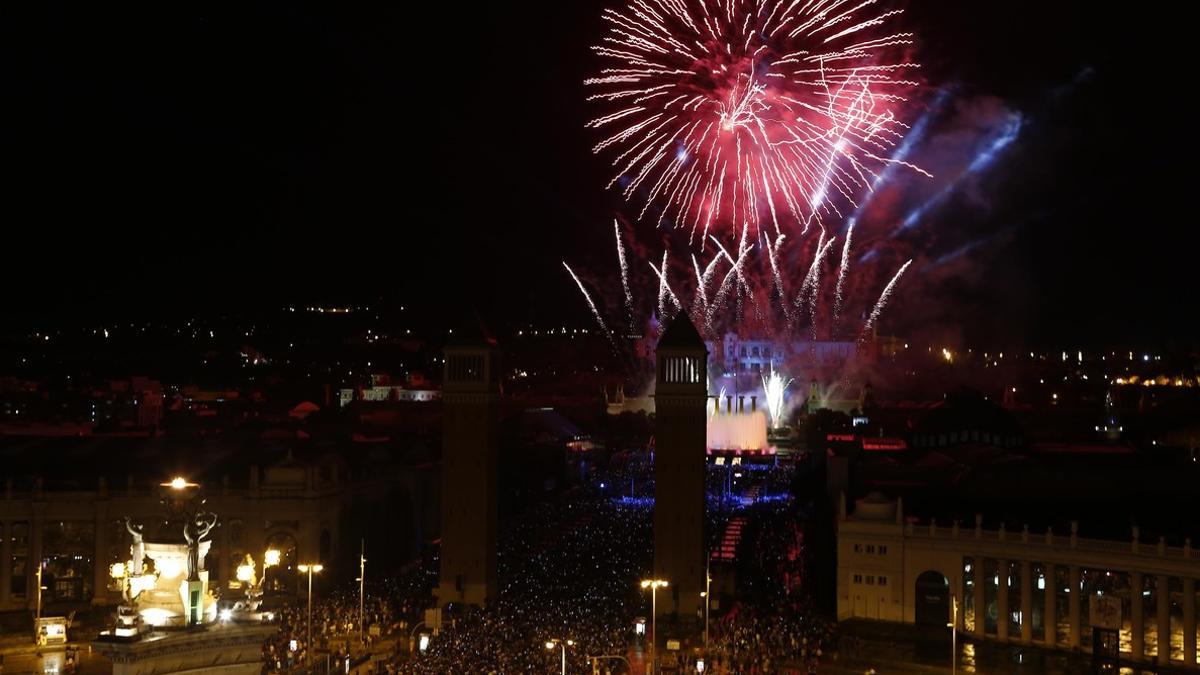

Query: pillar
<box><xmin>219</xmin><ymin>515</ymin><xmax>232</xmax><ymax>585</ymax></box>
<box><xmin>1068</xmin><ymin>565</ymin><xmax>1081</xmax><ymax>649</ymax></box>
<box><xmin>1043</xmin><ymin>563</ymin><xmax>1057</xmax><ymax>647</ymax></box>
<box><xmin>974</xmin><ymin>557</ymin><xmax>986</xmax><ymax>638</ymax></box>
<box><xmin>1131</xmin><ymin>571</ymin><xmax>1144</xmax><ymax>661</ymax></box>
<box><xmin>0</xmin><ymin>520</ymin><xmax>11</xmax><ymax>609</ymax></box>
<box><xmin>92</xmin><ymin>500</ymin><xmax>109</xmax><ymax>605</ymax></box>
<box><xmin>1020</xmin><ymin>560</ymin><xmax>1033</xmax><ymax>644</ymax></box>
<box><xmin>997</xmin><ymin>559</ymin><xmax>1010</xmax><ymax>640</ymax></box>
<box><xmin>1157</xmin><ymin>574</ymin><xmax>1171</xmax><ymax>666</ymax></box>
<box><xmin>29</xmin><ymin>503</ymin><xmax>45</xmax><ymax>608</ymax></box>
<box><xmin>1182</xmin><ymin>577</ymin><xmax>1195</xmax><ymax>668</ymax></box>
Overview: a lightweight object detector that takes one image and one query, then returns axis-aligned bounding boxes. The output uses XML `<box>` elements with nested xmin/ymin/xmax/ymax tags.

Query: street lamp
<box><xmin>640</xmin><ymin>579</ymin><xmax>669</xmax><ymax>673</ymax></box>
<box><xmin>358</xmin><ymin>540</ymin><xmax>366</xmax><ymax>646</ymax></box>
<box><xmin>545</xmin><ymin>638</ymin><xmax>574</xmax><ymax>675</ymax></box>
<box><xmin>948</xmin><ymin>593</ymin><xmax>959</xmax><ymax>675</ymax></box>
<box><xmin>297</xmin><ymin>563</ymin><xmax>324</xmax><ymax>666</ymax></box>
<box><xmin>262</xmin><ymin>548</ymin><xmax>280</xmax><ymax>592</ymax></box>
<box><xmin>35</xmin><ymin>561</ymin><xmax>46</xmax><ymax>649</ymax></box>
<box><xmin>235</xmin><ymin>561</ymin><xmax>255</xmax><ymax>585</ymax></box>
<box><xmin>703</xmin><ymin>560</ymin><xmax>712</xmax><ymax>650</ymax></box>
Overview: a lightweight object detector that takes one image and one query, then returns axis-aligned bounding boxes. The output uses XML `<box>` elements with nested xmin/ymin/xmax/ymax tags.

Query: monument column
<box><xmin>0</xmin><ymin>520</ymin><xmax>10</xmax><ymax>609</ymax></box>
<box><xmin>1131</xmin><ymin>571</ymin><xmax>1145</xmax><ymax>661</ymax></box>
<box><xmin>973</xmin><ymin>558</ymin><xmax>986</xmax><ymax>637</ymax></box>
<box><xmin>1182</xmin><ymin>577</ymin><xmax>1195</xmax><ymax>668</ymax></box>
<box><xmin>997</xmin><ymin>559</ymin><xmax>1009</xmax><ymax>640</ymax></box>
<box><xmin>435</xmin><ymin>331</ymin><xmax>500</xmax><ymax>608</ymax></box>
<box><xmin>1020</xmin><ymin>560</ymin><xmax>1033</xmax><ymax>644</ymax></box>
<box><xmin>653</xmin><ymin>314</ymin><xmax>709</xmax><ymax>619</ymax></box>
<box><xmin>93</xmin><ymin>499</ymin><xmax>110</xmax><ymax>605</ymax></box>
<box><xmin>1067</xmin><ymin>565</ymin><xmax>1081</xmax><ymax>649</ymax></box>
<box><xmin>1157</xmin><ymin>574</ymin><xmax>1171</xmax><ymax>666</ymax></box>
<box><xmin>1043</xmin><ymin>563</ymin><xmax>1057</xmax><ymax>647</ymax></box>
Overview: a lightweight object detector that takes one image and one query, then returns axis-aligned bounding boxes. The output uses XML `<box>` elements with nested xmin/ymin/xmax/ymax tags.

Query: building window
<box><xmin>853</xmin><ymin>544</ymin><xmax>862</xmax><ymax>553</ymax></box>
<box><xmin>866</xmin><ymin>576</ymin><xmax>875</xmax><ymax>585</ymax></box>
<box><xmin>879</xmin><ymin>576</ymin><xmax>887</xmax><ymax>586</ymax></box>
<box><xmin>764</xmin><ymin>347</ymin><xmax>772</xmax><ymax>358</ymax></box>
<box><xmin>853</xmin><ymin>574</ymin><xmax>863</xmax><ymax>584</ymax></box>
<box><xmin>740</xmin><ymin>347</ymin><xmax>747</xmax><ymax>357</ymax></box>
<box><xmin>879</xmin><ymin>545</ymin><xmax>888</xmax><ymax>555</ymax></box>
<box><xmin>866</xmin><ymin>545</ymin><xmax>876</xmax><ymax>554</ymax></box>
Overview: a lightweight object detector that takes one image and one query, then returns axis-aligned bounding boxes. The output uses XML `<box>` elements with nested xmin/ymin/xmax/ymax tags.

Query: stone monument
<box><xmin>94</xmin><ymin>477</ymin><xmax>275</xmax><ymax>675</ymax></box>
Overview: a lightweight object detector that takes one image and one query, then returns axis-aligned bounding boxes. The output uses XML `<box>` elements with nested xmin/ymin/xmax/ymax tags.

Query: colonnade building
<box><xmin>0</xmin><ymin>461</ymin><xmax>344</xmax><ymax>612</ymax></box>
<box><xmin>838</xmin><ymin>492</ymin><xmax>1200</xmax><ymax>668</ymax></box>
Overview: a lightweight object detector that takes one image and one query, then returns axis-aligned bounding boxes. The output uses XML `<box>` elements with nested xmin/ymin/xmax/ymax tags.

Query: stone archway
<box><xmin>915</xmin><ymin>570</ymin><xmax>951</xmax><ymax>627</ymax></box>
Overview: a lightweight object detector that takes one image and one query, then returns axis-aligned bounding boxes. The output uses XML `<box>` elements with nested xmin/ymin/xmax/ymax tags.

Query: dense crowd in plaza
<box><xmin>258</xmin><ymin>455</ymin><xmax>837</xmax><ymax>673</ymax></box>
<box><xmin>393</xmin><ymin>496</ymin><xmax>652</xmax><ymax>673</ymax></box>
<box><xmin>260</xmin><ymin>574</ymin><xmax>428</xmax><ymax>673</ymax></box>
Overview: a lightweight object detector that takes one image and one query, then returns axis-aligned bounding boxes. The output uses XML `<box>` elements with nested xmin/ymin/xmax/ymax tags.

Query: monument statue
<box><xmin>183</xmin><ymin>511</ymin><xmax>217</xmax><ymax>582</ymax></box>
<box><xmin>124</xmin><ymin>517</ymin><xmax>145</xmax><ymax>574</ymax></box>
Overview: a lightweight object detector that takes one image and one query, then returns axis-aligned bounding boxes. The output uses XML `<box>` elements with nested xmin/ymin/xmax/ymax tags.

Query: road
<box><xmin>0</xmin><ymin>645</ymin><xmax>109</xmax><ymax>675</ymax></box>
<box><xmin>830</xmin><ymin>620</ymin><xmax>1171</xmax><ymax>675</ymax></box>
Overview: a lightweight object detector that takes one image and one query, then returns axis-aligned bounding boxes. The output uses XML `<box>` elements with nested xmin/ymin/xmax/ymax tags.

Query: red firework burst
<box><xmin>586</xmin><ymin>0</ymin><xmax>925</xmax><ymax>243</ymax></box>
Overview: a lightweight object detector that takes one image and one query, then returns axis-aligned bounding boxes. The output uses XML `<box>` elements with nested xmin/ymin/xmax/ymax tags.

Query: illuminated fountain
<box><xmin>94</xmin><ymin>477</ymin><xmax>275</xmax><ymax>675</ymax></box>
<box><xmin>706</xmin><ymin>394</ymin><xmax>768</xmax><ymax>453</ymax></box>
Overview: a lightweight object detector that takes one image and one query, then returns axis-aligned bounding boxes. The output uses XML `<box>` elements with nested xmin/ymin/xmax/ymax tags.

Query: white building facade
<box><xmin>837</xmin><ymin>492</ymin><xmax>1200</xmax><ymax>668</ymax></box>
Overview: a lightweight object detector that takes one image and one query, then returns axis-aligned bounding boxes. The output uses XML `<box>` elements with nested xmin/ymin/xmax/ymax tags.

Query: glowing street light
<box><xmin>949</xmin><ymin>593</ymin><xmax>959</xmax><ymax>675</ymax></box>
<box><xmin>236</xmin><ymin>561</ymin><xmax>255</xmax><ymax>584</ymax></box>
<box><xmin>297</xmin><ymin>563</ymin><xmax>324</xmax><ymax>665</ymax></box>
<box><xmin>544</xmin><ymin>638</ymin><xmax>575</xmax><ymax>675</ymax></box>
<box><xmin>703</xmin><ymin>561</ymin><xmax>712</xmax><ymax>650</ymax></box>
<box><xmin>640</xmin><ymin>579</ymin><xmax>669</xmax><ymax>672</ymax></box>
<box><xmin>161</xmin><ymin>476</ymin><xmax>197</xmax><ymax>490</ymax></box>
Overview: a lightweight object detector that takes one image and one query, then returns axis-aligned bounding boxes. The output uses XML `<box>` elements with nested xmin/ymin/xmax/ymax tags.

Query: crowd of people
<box><xmin>259</xmin><ymin>569</ymin><xmax>432</xmax><ymax>673</ymax></box>
<box><xmin>392</xmin><ymin>494</ymin><xmax>652</xmax><ymax>673</ymax></box>
<box><xmin>705</xmin><ymin>501</ymin><xmax>834</xmax><ymax>674</ymax></box>
<box><xmin>255</xmin><ymin>452</ymin><xmax>840</xmax><ymax>673</ymax></box>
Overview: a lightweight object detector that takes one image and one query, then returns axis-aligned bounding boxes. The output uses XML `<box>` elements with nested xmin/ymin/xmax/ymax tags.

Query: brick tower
<box><xmin>435</xmin><ymin>333</ymin><xmax>500</xmax><ymax>607</ymax></box>
<box><xmin>653</xmin><ymin>313</ymin><xmax>708</xmax><ymax>618</ymax></box>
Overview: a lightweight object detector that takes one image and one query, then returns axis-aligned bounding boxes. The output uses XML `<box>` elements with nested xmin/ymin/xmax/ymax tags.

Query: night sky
<box><xmin>3</xmin><ymin>1</ymin><xmax>1194</xmax><ymax>348</ymax></box>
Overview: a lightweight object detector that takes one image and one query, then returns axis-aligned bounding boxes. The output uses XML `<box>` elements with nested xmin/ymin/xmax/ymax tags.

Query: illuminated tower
<box><xmin>435</xmin><ymin>334</ymin><xmax>500</xmax><ymax>607</ymax></box>
<box><xmin>653</xmin><ymin>314</ymin><xmax>708</xmax><ymax>618</ymax></box>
